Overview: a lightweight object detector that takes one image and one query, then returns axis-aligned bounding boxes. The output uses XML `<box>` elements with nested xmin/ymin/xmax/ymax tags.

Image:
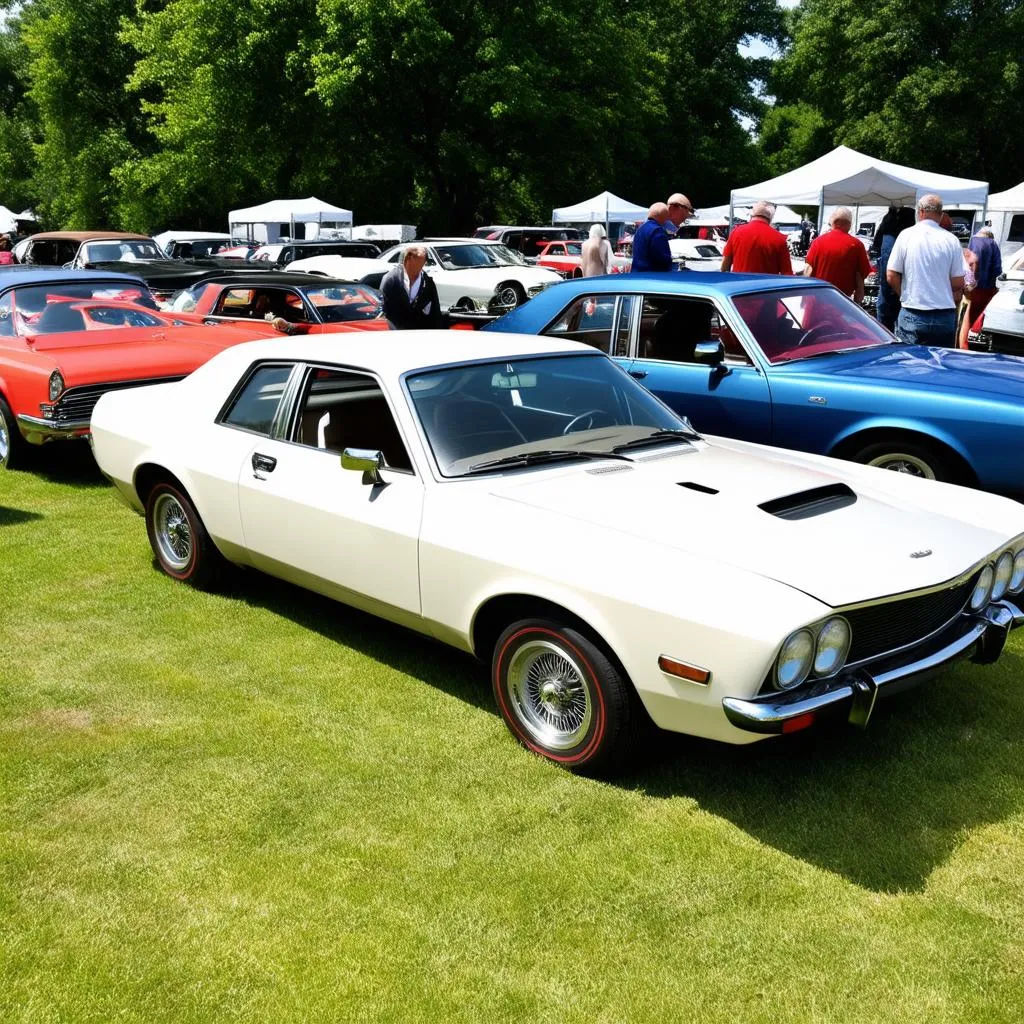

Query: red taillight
<box><xmin>782</xmin><ymin>712</ymin><xmax>815</xmax><ymax>734</ymax></box>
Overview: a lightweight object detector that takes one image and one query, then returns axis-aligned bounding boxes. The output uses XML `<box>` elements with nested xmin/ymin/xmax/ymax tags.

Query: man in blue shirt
<box><xmin>630</xmin><ymin>203</ymin><xmax>673</xmax><ymax>272</ymax></box>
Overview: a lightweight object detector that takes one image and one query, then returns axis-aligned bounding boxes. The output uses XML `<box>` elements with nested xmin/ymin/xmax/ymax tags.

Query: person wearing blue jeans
<box><xmin>886</xmin><ymin>194</ymin><xmax>964</xmax><ymax>348</ymax></box>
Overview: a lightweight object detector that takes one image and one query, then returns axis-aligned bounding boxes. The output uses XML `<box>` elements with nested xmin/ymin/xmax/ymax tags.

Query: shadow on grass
<box><xmin>17</xmin><ymin>441</ymin><xmax>108</xmax><ymax>489</ymax></box>
<box><xmin>0</xmin><ymin>506</ymin><xmax>43</xmax><ymax>526</ymax></box>
<box><xmin>208</xmin><ymin>566</ymin><xmax>1024</xmax><ymax>893</ymax></box>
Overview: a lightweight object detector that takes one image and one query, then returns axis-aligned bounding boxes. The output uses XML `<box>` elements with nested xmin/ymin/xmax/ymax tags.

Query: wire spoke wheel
<box><xmin>505</xmin><ymin>639</ymin><xmax>593</xmax><ymax>751</ymax></box>
<box><xmin>0</xmin><ymin>413</ymin><xmax>9</xmax><ymax>468</ymax></box>
<box><xmin>866</xmin><ymin>451</ymin><xmax>936</xmax><ymax>479</ymax></box>
<box><xmin>152</xmin><ymin>492</ymin><xmax>193</xmax><ymax>571</ymax></box>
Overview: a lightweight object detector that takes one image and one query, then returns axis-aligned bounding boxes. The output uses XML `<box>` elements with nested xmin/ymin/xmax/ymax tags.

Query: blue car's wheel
<box><xmin>855</xmin><ymin>440</ymin><xmax>953</xmax><ymax>482</ymax></box>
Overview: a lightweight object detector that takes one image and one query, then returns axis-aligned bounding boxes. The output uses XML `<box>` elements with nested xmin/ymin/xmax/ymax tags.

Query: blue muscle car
<box><xmin>486</xmin><ymin>272</ymin><xmax>1024</xmax><ymax>498</ymax></box>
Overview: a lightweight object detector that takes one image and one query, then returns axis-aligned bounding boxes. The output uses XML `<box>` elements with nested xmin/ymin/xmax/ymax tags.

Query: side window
<box><xmin>214</xmin><ymin>288</ymin><xmax>254</xmax><ymax>315</ymax></box>
<box><xmin>170</xmin><ymin>281</ymin><xmax>210</xmax><ymax>313</ymax></box>
<box><xmin>615</xmin><ymin>295</ymin><xmax>636</xmax><ymax>357</ymax></box>
<box><xmin>221</xmin><ymin>364</ymin><xmax>294</xmax><ymax>435</ymax></box>
<box><xmin>637</xmin><ymin>296</ymin><xmax>750</xmax><ymax>364</ymax></box>
<box><xmin>543</xmin><ymin>295</ymin><xmax>617</xmax><ymax>352</ymax></box>
<box><xmin>293</xmin><ymin>368</ymin><xmax>412</xmax><ymax>472</ymax></box>
<box><xmin>1008</xmin><ymin>215</ymin><xmax>1024</xmax><ymax>244</ymax></box>
<box><xmin>0</xmin><ymin>293</ymin><xmax>11</xmax><ymax>337</ymax></box>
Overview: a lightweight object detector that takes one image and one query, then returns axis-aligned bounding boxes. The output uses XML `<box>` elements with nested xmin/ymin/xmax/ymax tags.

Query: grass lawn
<box><xmin>2</xmin><ymin>447</ymin><xmax>1024</xmax><ymax>1022</ymax></box>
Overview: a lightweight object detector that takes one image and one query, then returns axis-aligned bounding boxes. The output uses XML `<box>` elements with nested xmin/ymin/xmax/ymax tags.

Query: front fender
<box><xmin>828</xmin><ymin>415</ymin><xmax>976</xmax><ymax>468</ymax></box>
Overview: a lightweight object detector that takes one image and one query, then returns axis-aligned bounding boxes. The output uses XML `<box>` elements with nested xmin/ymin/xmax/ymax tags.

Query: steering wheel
<box><xmin>563</xmin><ymin>409</ymin><xmax>611</xmax><ymax>435</ymax></box>
<box><xmin>795</xmin><ymin>323</ymin><xmax>837</xmax><ymax>347</ymax></box>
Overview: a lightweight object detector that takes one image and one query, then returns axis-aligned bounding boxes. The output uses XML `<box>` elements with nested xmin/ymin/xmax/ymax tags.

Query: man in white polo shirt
<box><xmin>885</xmin><ymin>193</ymin><xmax>964</xmax><ymax>347</ymax></box>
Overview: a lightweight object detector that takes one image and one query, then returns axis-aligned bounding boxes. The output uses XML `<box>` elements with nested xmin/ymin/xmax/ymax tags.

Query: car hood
<box><xmin>432</xmin><ymin>266</ymin><xmax>561</xmax><ymax>286</ymax></box>
<box><xmin>776</xmin><ymin>344</ymin><xmax>1024</xmax><ymax>400</ymax></box>
<box><xmin>486</xmin><ymin>443</ymin><xmax>1010</xmax><ymax>607</ymax></box>
<box><xmin>981</xmin><ymin>286</ymin><xmax>1024</xmax><ymax>335</ymax></box>
<box><xmin>33</xmin><ymin>325</ymin><xmax>270</xmax><ymax>387</ymax></box>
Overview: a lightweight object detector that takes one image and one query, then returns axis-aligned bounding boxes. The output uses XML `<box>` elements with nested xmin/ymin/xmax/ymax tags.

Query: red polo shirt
<box><xmin>722</xmin><ymin>217</ymin><xmax>793</xmax><ymax>275</ymax></box>
<box><xmin>805</xmin><ymin>228</ymin><xmax>872</xmax><ymax>296</ymax></box>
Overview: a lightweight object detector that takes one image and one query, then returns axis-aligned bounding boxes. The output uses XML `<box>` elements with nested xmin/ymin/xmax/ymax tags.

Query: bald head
<box><xmin>648</xmin><ymin>202</ymin><xmax>670</xmax><ymax>224</ymax></box>
<box><xmin>830</xmin><ymin>207</ymin><xmax>853</xmax><ymax>231</ymax></box>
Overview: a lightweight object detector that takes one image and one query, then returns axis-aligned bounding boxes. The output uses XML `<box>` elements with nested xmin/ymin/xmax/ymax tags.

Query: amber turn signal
<box><xmin>658</xmin><ymin>655</ymin><xmax>710</xmax><ymax>684</ymax></box>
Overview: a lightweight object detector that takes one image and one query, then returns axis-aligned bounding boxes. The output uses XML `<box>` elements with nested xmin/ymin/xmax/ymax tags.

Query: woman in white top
<box><xmin>580</xmin><ymin>224</ymin><xmax>612</xmax><ymax>277</ymax></box>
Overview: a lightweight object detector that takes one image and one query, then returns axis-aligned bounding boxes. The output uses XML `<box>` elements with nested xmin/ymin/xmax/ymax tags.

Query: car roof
<box><xmin>203</xmin><ymin>330</ymin><xmax>592</xmax><ymax>380</ymax></box>
<box><xmin>530</xmin><ymin>271</ymin><xmax>834</xmax><ymax>299</ymax></box>
<box><xmin>0</xmin><ymin>268</ymin><xmax>149</xmax><ymax>290</ymax></box>
<box><xmin>24</xmin><ymin>231</ymin><xmax>155</xmax><ymax>243</ymax></box>
<box><xmin>195</xmin><ymin>272</ymin><xmax>373</xmax><ymax>288</ymax></box>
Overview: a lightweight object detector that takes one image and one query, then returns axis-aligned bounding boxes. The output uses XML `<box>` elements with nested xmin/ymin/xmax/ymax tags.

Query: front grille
<box><xmin>844</xmin><ymin>572</ymin><xmax>978</xmax><ymax>664</ymax></box>
<box><xmin>52</xmin><ymin>376</ymin><xmax>185</xmax><ymax>424</ymax></box>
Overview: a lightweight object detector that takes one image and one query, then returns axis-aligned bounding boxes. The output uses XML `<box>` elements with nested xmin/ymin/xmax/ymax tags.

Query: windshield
<box><xmin>433</xmin><ymin>243</ymin><xmax>527</xmax><ymax>269</ymax></box>
<box><xmin>732</xmin><ymin>287</ymin><xmax>897</xmax><ymax>364</ymax></box>
<box><xmin>83</xmin><ymin>240</ymin><xmax>167</xmax><ymax>263</ymax></box>
<box><xmin>12</xmin><ymin>282</ymin><xmax>159</xmax><ymax>333</ymax></box>
<box><xmin>303</xmin><ymin>284</ymin><xmax>383</xmax><ymax>322</ymax></box>
<box><xmin>406</xmin><ymin>353</ymin><xmax>693</xmax><ymax>477</ymax></box>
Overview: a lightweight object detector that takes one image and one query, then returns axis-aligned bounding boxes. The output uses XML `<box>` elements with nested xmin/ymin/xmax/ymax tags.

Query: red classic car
<box><xmin>169</xmin><ymin>272</ymin><xmax>391</xmax><ymax>333</ymax></box>
<box><xmin>534</xmin><ymin>241</ymin><xmax>584</xmax><ymax>277</ymax></box>
<box><xmin>0</xmin><ymin>269</ymin><xmax>282</xmax><ymax>469</ymax></box>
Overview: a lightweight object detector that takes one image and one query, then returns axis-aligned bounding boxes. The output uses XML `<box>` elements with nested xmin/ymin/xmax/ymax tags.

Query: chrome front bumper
<box><xmin>723</xmin><ymin>601</ymin><xmax>1023</xmax><ymax>735</ymax></box>
<box><xmin>16</xmin><ymin>413</ymin><xmax>91</xmax><ymax>445</ymax></box>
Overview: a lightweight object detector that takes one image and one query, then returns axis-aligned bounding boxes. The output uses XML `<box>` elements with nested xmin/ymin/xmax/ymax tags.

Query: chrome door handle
<box><xmin>252</xmin><ymin>453</ymin><xmax>277</xmax><ymax>476</ymax></box>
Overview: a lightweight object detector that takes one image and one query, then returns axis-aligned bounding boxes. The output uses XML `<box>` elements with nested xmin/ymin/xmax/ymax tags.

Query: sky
<box><xmin>740</xmin><ymin>0</ymin><xmax>800</xmax><ymax>59</ymax></box>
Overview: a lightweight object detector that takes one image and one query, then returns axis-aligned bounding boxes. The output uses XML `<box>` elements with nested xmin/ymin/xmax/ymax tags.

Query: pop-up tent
<box><xmin>228</xmin><ymin>197</ymin><xmax>353</xmax><ymax>243</ymax></box>
<box><xmin>730</xmin><ymin>145</ymin><xmax>989</xmax><ymax>230</ymax></box>
<box><xmin>985</xmin><ymin>181</ymin><xmax>1024</xmax><ymax>253</ymax></box>
<box><xmin>551</xmin><ymin>191</ymin><xmax>648</xmax><ymax>226</ymax></box>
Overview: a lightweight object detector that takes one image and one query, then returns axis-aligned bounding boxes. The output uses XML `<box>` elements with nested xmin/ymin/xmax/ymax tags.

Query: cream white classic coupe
<box><xmin>91</xmin><ymin>332</ymin><xmax>1024</xmax><ymax>773</ymax></box>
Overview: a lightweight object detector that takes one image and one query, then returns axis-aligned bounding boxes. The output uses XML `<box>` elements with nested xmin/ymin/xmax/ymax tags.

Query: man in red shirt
<box><xmin>803</xmin><ymin>207</ymin><xmax>872</xmax><ymax>301</ymax></box>
<box><xmin>720</xmin><ymin>201</ymin><xmax>793</xmax><ymax>275</ymax></box>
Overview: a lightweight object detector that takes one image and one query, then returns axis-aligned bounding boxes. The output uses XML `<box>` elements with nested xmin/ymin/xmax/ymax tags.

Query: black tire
<box><xmin>492</xmin><ymin>618</ymin><xmax>640</xmax><ymax>774</ymax></box>
<box><xmin>0</xmin><ymin>394</ymin><xmax>28</xmax><ymax>470</ymax></box>
<box><xmin>572</xmin><ymin>268</ymin><xmax>582</xmax><ymax>279</ymax></box>
<box><xmin>144</xmin><ymin>481</ymin><xmax>227</xmax><ymax>589</ymax></box>
<box><xmin>852</xmin><ymin>439</ymin><xmax>955</xmax><ymax>483</ymax></box>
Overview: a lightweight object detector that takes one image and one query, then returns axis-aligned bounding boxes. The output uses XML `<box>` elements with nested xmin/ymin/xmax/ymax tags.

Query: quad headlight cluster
<box><xmin>774</xmin><ymin>616</ymin><xmax>852</xmax><ymax>691</ymax></box>
<box><xmin>971</xmin><ymin>540</ymin><xmax>1024</xmax><ymax>611</ymax></box>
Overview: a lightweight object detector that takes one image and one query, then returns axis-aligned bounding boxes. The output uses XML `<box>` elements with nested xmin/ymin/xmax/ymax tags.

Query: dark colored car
<box><xmin>473</xmin><ymin>226</ymin><xmax>584</xmax><ymax>259</ymax></box>
<box><xmin>251</xmin><ymin>241</ymin><xmax>382</xmax><ymax>266</ymax></box>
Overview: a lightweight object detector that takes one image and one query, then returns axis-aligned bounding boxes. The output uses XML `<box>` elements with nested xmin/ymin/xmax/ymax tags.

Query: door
<box><xmin>237</xmin><ymin>366</ymin><xmax>423</xmax><ymax>616</ymax></box>
<box><xmin>623</xmin><ymin>294</ymin><xmax>772</xmax><ymax>441</ymax></box>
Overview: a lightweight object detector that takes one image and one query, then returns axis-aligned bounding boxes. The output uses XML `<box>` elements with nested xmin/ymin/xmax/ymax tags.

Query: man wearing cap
<box><xmin>630</xmin><ymin>203</ymin><xmax>673</xmax><ymax>273</ymax></box>
<box><xmin>803</xmin><ymin>207</ymin><xmax>872</xmax><ymax>301</ymax></box>
<box><xmin>886</xmin><ymin>194</ymin><xmax>964</xmax><ymax>347</ymax></box>
<box><xmin>666</xmin><ymin>193</ymin><xmax>695</xmax><ymax>237</ymax></box>
<box><xmin>720</xmin><ymin>200</ymin><xmax>793</xmax><ymax>275</ymax></box>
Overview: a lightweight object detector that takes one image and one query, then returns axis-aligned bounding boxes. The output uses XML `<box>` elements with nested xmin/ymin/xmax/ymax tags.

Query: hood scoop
<box><xmin>759</xmin><ymin>483</ymin><xmax>857</xmax><ymax>521</ymax></box>
<box><xmin>678</xmin><ymin>481</ymin><xmax>719</xmax><ymax>495</ymax></box>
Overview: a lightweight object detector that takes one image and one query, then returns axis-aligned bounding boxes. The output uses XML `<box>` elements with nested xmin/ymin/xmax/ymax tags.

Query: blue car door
<box><xmin>622</xmin><ymin>293</ymin><xmax>772</xmax><ymax>441</ymax></box>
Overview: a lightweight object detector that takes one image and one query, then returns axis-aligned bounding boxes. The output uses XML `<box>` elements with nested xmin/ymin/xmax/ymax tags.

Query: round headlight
<box><xmin>813</xmin><ymin>617</ymin><xmax>851</xmax><ymax>677</ymax></box>
<box><xmin>48</xmin><ymin>370</ymin><xmax>65</xmax><ymax>402</ymax></box>
<box><xmin>776</xmin><ymin>629</ymin><xmax>814</xmax><ymax>690</ymax></box>
<box><xmin>1011</xmin><ymin>550</ymin><xmax>1024</xmax><ymax>595</ymax></box>
<box><xmin>991</xmin><ymin>551</ymin><xmax>1014</xmax><ymax>602</ymax></box>
<box><xmin>970</xmin><ymin>564</ymin><xmax>995</xmax><ymax>611</ymax></box>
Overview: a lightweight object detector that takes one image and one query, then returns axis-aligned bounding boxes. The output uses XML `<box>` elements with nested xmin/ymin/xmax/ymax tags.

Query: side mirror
<box><xmin>341</xmin><ymin>447</ymin><xmax>387</xmax><ymax>486</ymax></box>
<box><xmin>694</xmin><ymin>339</ymin><xmax>726</xmax><ymax>365</ymax></box>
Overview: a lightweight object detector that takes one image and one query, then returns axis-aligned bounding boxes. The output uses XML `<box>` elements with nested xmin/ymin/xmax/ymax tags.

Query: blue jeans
<box><xmin>895</xmin><ymin>307</ymin><xmax>957</xmax><ymax>348</ymax></box>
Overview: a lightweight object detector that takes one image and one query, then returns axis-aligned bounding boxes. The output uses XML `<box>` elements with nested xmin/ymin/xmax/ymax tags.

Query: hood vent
<box><xmin>759</xmin><ymin>483</ymin><xmax>857</xmax><ymax>521</ymax></box>
<box><xmin>586</xmin><ymin>463</ymin><xmax>633</xmax><ymax>475</ymax></box>
<box><xmin>678</xmin><ymin>481</ymin><xmax>719</xmax><ymax>495</ymax></box>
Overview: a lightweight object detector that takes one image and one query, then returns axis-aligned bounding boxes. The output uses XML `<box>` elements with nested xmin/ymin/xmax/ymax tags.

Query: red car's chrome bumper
<box><xmin>16</xmin><ymin>413</ymin><xmax>91</xmax><ymax>444</ymax></box>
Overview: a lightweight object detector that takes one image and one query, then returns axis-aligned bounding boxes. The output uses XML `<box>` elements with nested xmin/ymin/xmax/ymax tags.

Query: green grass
<box><xmin>3</xmin><ymin>447</ymin><xmax>1024</xmax><ymax>1022</ymax></box>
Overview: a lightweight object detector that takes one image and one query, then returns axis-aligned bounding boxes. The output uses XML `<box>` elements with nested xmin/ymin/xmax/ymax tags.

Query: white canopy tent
<box><xmin>551</xmin><ymin>191</ymin><xmax>648</xmax><ymax>229</ymax></box>
<box><xmin>0</xmin><ymin>206</ymin><xmax>20</xmax><ymax>234</ymax></box>
<box><xmin>985</xmin><ymin>181</ymin><xmax>1024</xmax><ymax>254</ymax></box>
<box><xmin>730</xmin><ymin>145</ymin><xmax>989</xmax><ymax>231</ymax></box>
<box><xmin>228</xmin><ymin>196</ymin><xmax>353</xmax><ymax>243</ymax></box>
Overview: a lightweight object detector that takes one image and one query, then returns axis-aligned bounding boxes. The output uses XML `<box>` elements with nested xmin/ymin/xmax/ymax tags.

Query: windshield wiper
<box><xmin>465</xmin><ymin>449</ymin><xmax>634</xmax><ymax>474</ymax></box>
<box><xmin>611</xmin><ymin>429</ymin><xmax>700</xmax><ymax>453</ymax></box>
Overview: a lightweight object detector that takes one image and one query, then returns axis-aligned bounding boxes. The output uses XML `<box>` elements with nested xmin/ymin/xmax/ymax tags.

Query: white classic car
<box><xmin>317</xmin><ymin>240</ymin><xmax>563</xmax><ymax>314</ymax></box>
<box><xmin>90</xmin><ymin>332</ymin><xmax>1024</xmax><ymax>773</ymax></box>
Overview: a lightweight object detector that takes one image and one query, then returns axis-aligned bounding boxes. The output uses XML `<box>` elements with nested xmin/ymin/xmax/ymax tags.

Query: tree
<box><xmin>765</xmin><ymin>0</ymin><xmax>1024</xmax><ymax>190</ymax></box>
